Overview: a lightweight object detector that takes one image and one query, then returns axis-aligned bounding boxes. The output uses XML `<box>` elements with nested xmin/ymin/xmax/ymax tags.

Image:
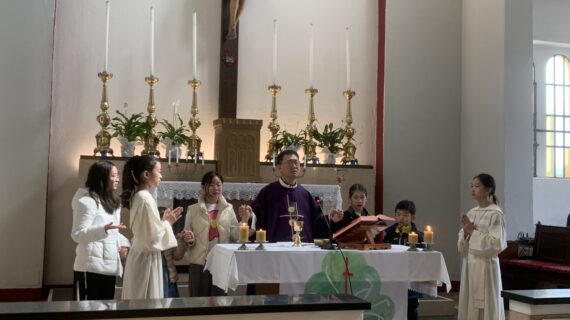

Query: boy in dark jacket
<box><xmin>383</xmin><ymin>200</ymin><xmax>423</xmax><ymax>320</ymax></box>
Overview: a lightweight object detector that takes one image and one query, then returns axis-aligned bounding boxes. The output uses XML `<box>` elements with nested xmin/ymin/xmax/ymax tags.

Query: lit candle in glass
<box><xmin>239</xmin><ymin>223</ymin><xmax>249</xmax><ymax>243</ymax></box>
<box><xmin>408</xmin><ymin>232</ymin><xmax>418</xmax><ymax>245</ymax></box>
<box><xmin>424</xmin><ymin>226</ymin><xmax>433</xmax><ymax>244</ymax></box>
<box><xmin>256</xmin><ymin>229</ymin><xmax>266</xmax><ymax>243</ymax></box>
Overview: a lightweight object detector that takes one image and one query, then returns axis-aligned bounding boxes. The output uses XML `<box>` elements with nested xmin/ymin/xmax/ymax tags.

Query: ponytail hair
<box><xmin>120</xmin><ymin>155</ymin><xmax>158</xmax><ymax>209</ymax></box>
<box><xmin>85</xmin><ymin>160</ymin><xmax>120</xmax><ymax>214</ymax></box>
<box><xmin>474</xmin><ymin>173</ymin><xmax>498</xmax><ymax>204</ymax></box>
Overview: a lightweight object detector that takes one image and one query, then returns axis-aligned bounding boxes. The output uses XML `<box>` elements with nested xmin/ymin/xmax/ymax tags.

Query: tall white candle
<box><xmin>150</xmin><ymin>7</ymin><xmax>155</xmax><ymax>75</ymax></box>
<box><xmin>104</xmin><ymin>0</ymin><xmax>110</xmax><ymax>71</ymax></box>
<box><xmin>309</xmin><ymin>24</ymin><xmax>314</xmax><ymax>88</ymax></box>
<box><xmin>193</xmin><ymin>11</ymin><xmax>198</xmax><ymax>79</ymax></box>
<box><xmin>273</xmin><ymin>19</ymin><xmax>278</xmax><ymax>85</ymax></box>
<box><xmin>345</xmin><ymin>27</ymin><xmax>351</xmax><ymax>89</ymax></box>
<box><xmin>176</xmin><ymin>146</ymin><xmax>179</xmax><ymax>164</ymax></box>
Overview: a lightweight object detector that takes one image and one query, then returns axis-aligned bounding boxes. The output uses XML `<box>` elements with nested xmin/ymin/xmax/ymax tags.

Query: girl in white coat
<box><xmin>182</xmin><ymin>171</ymin><xmax>254</xmax><ymax>296</ymax></box>
<box><xmin>458</xmin><ymin>173</ymin><xmax>507</xmax><ymax>320</ymax></box>
<box><xmin>71</xmin><ymin>160</ymin><xmax>130</xmax><ymax>300</ymax></box>
<box><xmin>120</xmin><ymin>155</ymin><xmax>182</xmax><ymax>299</ymax></box>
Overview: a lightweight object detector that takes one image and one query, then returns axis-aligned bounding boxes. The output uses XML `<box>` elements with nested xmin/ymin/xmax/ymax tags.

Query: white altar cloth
<box><xmin>157</xmin><ymin>181</ymin><xmax>342</xmax><ymax>212</ymax></box>
<box><xmin>204</xmin><ymin>243</ymin><xmax>450</xmax><ymax>294</ymax></box>
<box><xmin>204</xmin><ymin>243</ymin><xmax>451</xmax><ymax>320</ymax></box>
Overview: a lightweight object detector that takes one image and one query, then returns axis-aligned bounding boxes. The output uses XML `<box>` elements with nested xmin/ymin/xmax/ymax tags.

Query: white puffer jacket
<box><xmin>71</xmin><ymin>188</ymin><xmax>130</xmax><ymax>276</ymax></box>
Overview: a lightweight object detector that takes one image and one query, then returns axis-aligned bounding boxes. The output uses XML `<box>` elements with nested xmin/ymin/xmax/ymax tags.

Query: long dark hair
<box><xmin>120</xmin><ymin>155</ymin><xmax>158</xmax><ymax>209</ymax></box>
<box><xmin>85</xmin><ymin>160</ymin><xmax>120</xmax><ymax>214</ymax></box>
<box><xmin>201</xmin><ymin>171</ymin><xmax>223</xmax><ymax>198</ymax></box>
<box><xmin>348</xmin><ymin>183</ymin><xmax>367</xmax><ymax>198</ymax></box>
<box><xmin>474</xmin><ymin>173</ymin><xmax>498</xmax><ymax>204</ymax></box>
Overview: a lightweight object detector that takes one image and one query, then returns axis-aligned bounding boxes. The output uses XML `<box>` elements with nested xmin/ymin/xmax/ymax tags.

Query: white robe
<box><xmin>457</xmin><ymin>204</ymin><xmax>507</xmax><ymax>320</ymax></box>
<box><xmin>121</xmin><ymin>190</ymin><xmax>177</xmax><ymax>299</ymax></box>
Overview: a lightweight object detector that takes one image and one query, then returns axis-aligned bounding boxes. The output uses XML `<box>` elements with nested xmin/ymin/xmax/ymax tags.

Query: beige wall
<box><xmin>0</xmin><ymin>0</ymin><xmax>54</xmax><ymax>288</ymax></box>
<box><xmin>384</xmin><ymin>0</ymin><xmax>462</xmax><ymax>279</ymax></box>
<box><xmin>46</xmin><ymin>0</ymin><xmax>379</xmax><ymax>285</ymax></box>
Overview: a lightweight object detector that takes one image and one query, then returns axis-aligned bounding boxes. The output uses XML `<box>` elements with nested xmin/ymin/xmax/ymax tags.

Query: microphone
<box><xmin>315</xmin><ymin>196</ymin><xmax>335</xmax><ymax>249</ymax></box>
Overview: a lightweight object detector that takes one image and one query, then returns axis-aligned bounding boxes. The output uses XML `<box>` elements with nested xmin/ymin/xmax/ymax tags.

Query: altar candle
<box><xmin>150</xmin><ymin>6</ymin><xmax>155</xmax><ymax>75</ymax></box>
<box><xmin>309</xmin><ymin>24</ymin><xmax>314</xmax><ymax>88</ymax></box>
<box><xmin>256</xmin><ymin>229</ymin><xmax>266</xmax><ymax>243</ymax></box>
<box><xmin>239</xmin><ymin>223</ymin><xmax>249</xmax><ymax>243</ymax></box>
<box><xmin>424</xmin><ymin>226</ymin><xmax>433</xmax><ymax>244</ymax></box>
<box><xmin>304</xmin><ymin>156</ymin><xmax>307</xmax><ymax>169</ymax></box>
<box><xmin>172</xmin><ymin>101</ymin><xmax>178</xmax><ymax>128</ymax></box>
<box><xmin>272</xmin><ymin>19</ymin><xmax>278</xmax><ymax>84</ymax></box>
<box><xmin>408</xmin><ymin>232</ymin><xmax>418</xmax><ymax>245</ymax></box>
<box><xmin>194</xmin><ymin>151</ymin><xmax>197</xmax><ymax>164</ymax></box>
<box><xmin>345</xmin><ymin>27</ymin><xmax>351</xmax><ymax>89</ymax></box>
<box><xmin>272</xmin><ymin>154</ymin><xmax>276</xmax><ymax>168</ymax></box>
<box><xmin>168</xmin><ymin>147</ymin><xmax>171</xmax><ymax>166</ymax></box>
<box><xmin>104</xmin><ymin>0</ymin><xmax>110</xmax><ymax>71</ymax></box>
<box><xmin>175</xmin><ymin>145</ymin><xmax>179</xmax><ymax>164</ymax></box>
<box><xmin>192</xmin><ymin>11</ymin><xmax>198</xmax><ymax>79</ymax></box>
<box><xmin>201</xmin><ymin>153</ymin><xmax>205</xmax><ymax>166</ymax></box>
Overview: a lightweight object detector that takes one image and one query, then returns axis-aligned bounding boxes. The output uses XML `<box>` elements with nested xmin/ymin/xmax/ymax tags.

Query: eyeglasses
<box><xmin>281</xmin><ymin>159</ymin><xmax>300</xmax><ymax>166</ymax></box>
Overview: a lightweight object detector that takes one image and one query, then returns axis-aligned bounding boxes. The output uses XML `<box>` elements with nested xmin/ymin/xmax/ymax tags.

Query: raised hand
<box><xmin>163</xmin><ymin>207</ymin><xmax>183</xmax><ymax>225</ymax></box>
<box><xmin>329</xmin><ymin>208</ymin><xmax>344</xmax><ymax>223</ymax></box>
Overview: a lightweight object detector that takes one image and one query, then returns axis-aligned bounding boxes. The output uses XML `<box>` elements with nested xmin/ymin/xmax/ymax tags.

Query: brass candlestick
<box><xmin>141</xmin><ymin>75</ymin><xmax>160</xmax><ymax>156</ymax></box>
<box><xmin>187</xmin><ymin>79</ymin><xmax>202</xmax><ymax>160</ymax></box>
<box><xmin>265</xmin><ymin>84</ymin><xmax>282</xmax><ymax>162</ymax></box>
<box><xmin>341</xmin><ymin>89</ymin><xmax>358</xmax><ymax>165</ymax></box>
<box><xmin>304</xmin><ymin>87</ymin><xmax>319</xmax><ymax>163</ymax></box>
<box><xmin>94</xmin><ymin>71</ymin><xmax>114</xmax><ymax>157</ymax></box>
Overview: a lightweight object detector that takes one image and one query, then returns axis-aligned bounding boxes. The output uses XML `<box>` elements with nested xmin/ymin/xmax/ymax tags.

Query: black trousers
<box><xmin>73</xmin><ymin>271</ymin><xmax>116</xmax><ymax>300</ymax></box>
<box><xmin>188</xmin><ymin>264</ymin><xmax>225</xmax><ymax>297</ymax></box>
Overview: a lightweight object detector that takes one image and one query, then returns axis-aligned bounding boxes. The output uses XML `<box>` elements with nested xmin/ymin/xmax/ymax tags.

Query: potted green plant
<box><xmin>313</xmin><ymin>122</ymin><xmax>345</xmax><ymax>164</ymax></box>
<box><xmin>110</xmin><ymin>110</ymin><xmax>146</xmax><ymax>157</ymax></box>
<box><xmin>158</xmin><ymin>115</ymin><xmax>190</xmax><ymax>161</ymax></box>
<box><xmin>278</xmin><ymin>130</ymin><xmax>307</xmax><ymax>152</ymax></box>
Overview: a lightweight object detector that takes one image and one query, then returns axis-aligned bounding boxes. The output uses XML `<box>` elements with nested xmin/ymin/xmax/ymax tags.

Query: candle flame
<box><xmin>426</xmin><ymin>225</ymin><xmax>432</xmax><ymax>231</ymax></box>
<box><xmin>410</xmin><ymin>231</ymin><xmax>417</xmax><ymax>235</ymax></box>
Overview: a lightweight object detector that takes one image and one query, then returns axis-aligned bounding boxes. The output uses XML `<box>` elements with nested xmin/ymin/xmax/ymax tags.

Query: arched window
<box><xmin>545</xmin><ymin>54</ymin><xmax>570</xmax><ymax>177</ymax></box>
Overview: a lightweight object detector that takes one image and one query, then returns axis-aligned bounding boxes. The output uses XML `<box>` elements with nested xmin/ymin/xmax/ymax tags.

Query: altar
<box><xmin>204</xmin><ymin>243</ymin><xmax>451</xmax><ymax>320</ymax></box>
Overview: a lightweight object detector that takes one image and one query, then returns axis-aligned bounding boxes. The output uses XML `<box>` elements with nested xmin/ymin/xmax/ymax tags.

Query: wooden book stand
<box><xmin>333</xmin><ymin>214</ymin><xmax>395</xmax><ymax>250</ymax></box>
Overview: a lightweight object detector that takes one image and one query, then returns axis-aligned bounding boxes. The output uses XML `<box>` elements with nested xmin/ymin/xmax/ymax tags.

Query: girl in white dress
<box><xmin>458</xmin><ymin>173</ymin><xmax>507</xmax><ymax>320</ymax></box>
<box><xmin>120</xmin><ymin>155</ymin><xmax>182</xmax><ymax>299</ymax></box>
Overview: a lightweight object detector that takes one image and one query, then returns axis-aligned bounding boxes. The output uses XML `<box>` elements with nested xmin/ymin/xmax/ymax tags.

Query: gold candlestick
<box><xmin>94</xmin><ymin>71</ymin><xmax>114</xmax><ymax>156</ymax></box>
<box><xmin>304</xmin><ymin>87</ymin><xmax>319</xmax><ymax>163</ymax></box>
<box><xmin>141</xmin><ymin>75</ymin><xmax>160</xmax><ymax>156</ymax></box>
<box><xmin>341</xmin><ymin>89</ymin><xmax>358</xmax><ymax>165</ymax></box>
<box><xmin>265</xmin><ymin>84</ymin><xmax>282</xmax><ymax>162</ymax></box>
<box><xmin>187</xmin><ymin>79</ymin><xmax>202</xmax><ymax>160</ymax></box>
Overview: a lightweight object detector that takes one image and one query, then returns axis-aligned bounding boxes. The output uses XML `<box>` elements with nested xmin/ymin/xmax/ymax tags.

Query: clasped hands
<box><xmin>461</xmin><ymin>214</ymin><xmax>476</xmax><ymax>236</ymax></box>
<box><xmin>237</xmin><ymin>204</ymin><xmax>254</xmax><ymax>223</ymax></box>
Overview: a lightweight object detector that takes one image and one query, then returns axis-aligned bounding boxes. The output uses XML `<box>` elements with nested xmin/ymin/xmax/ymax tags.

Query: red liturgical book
<box><xmin>333</xmin><ymin>214</ymin><xmax>395</xmax><ymax>249</ymax></box>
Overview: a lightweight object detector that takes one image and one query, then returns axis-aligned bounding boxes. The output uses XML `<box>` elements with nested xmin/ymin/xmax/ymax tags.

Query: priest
<box><xmin>240</xmin><ymin>150</ymin><xmax>342</xmax><ymax>243</ymax></box>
